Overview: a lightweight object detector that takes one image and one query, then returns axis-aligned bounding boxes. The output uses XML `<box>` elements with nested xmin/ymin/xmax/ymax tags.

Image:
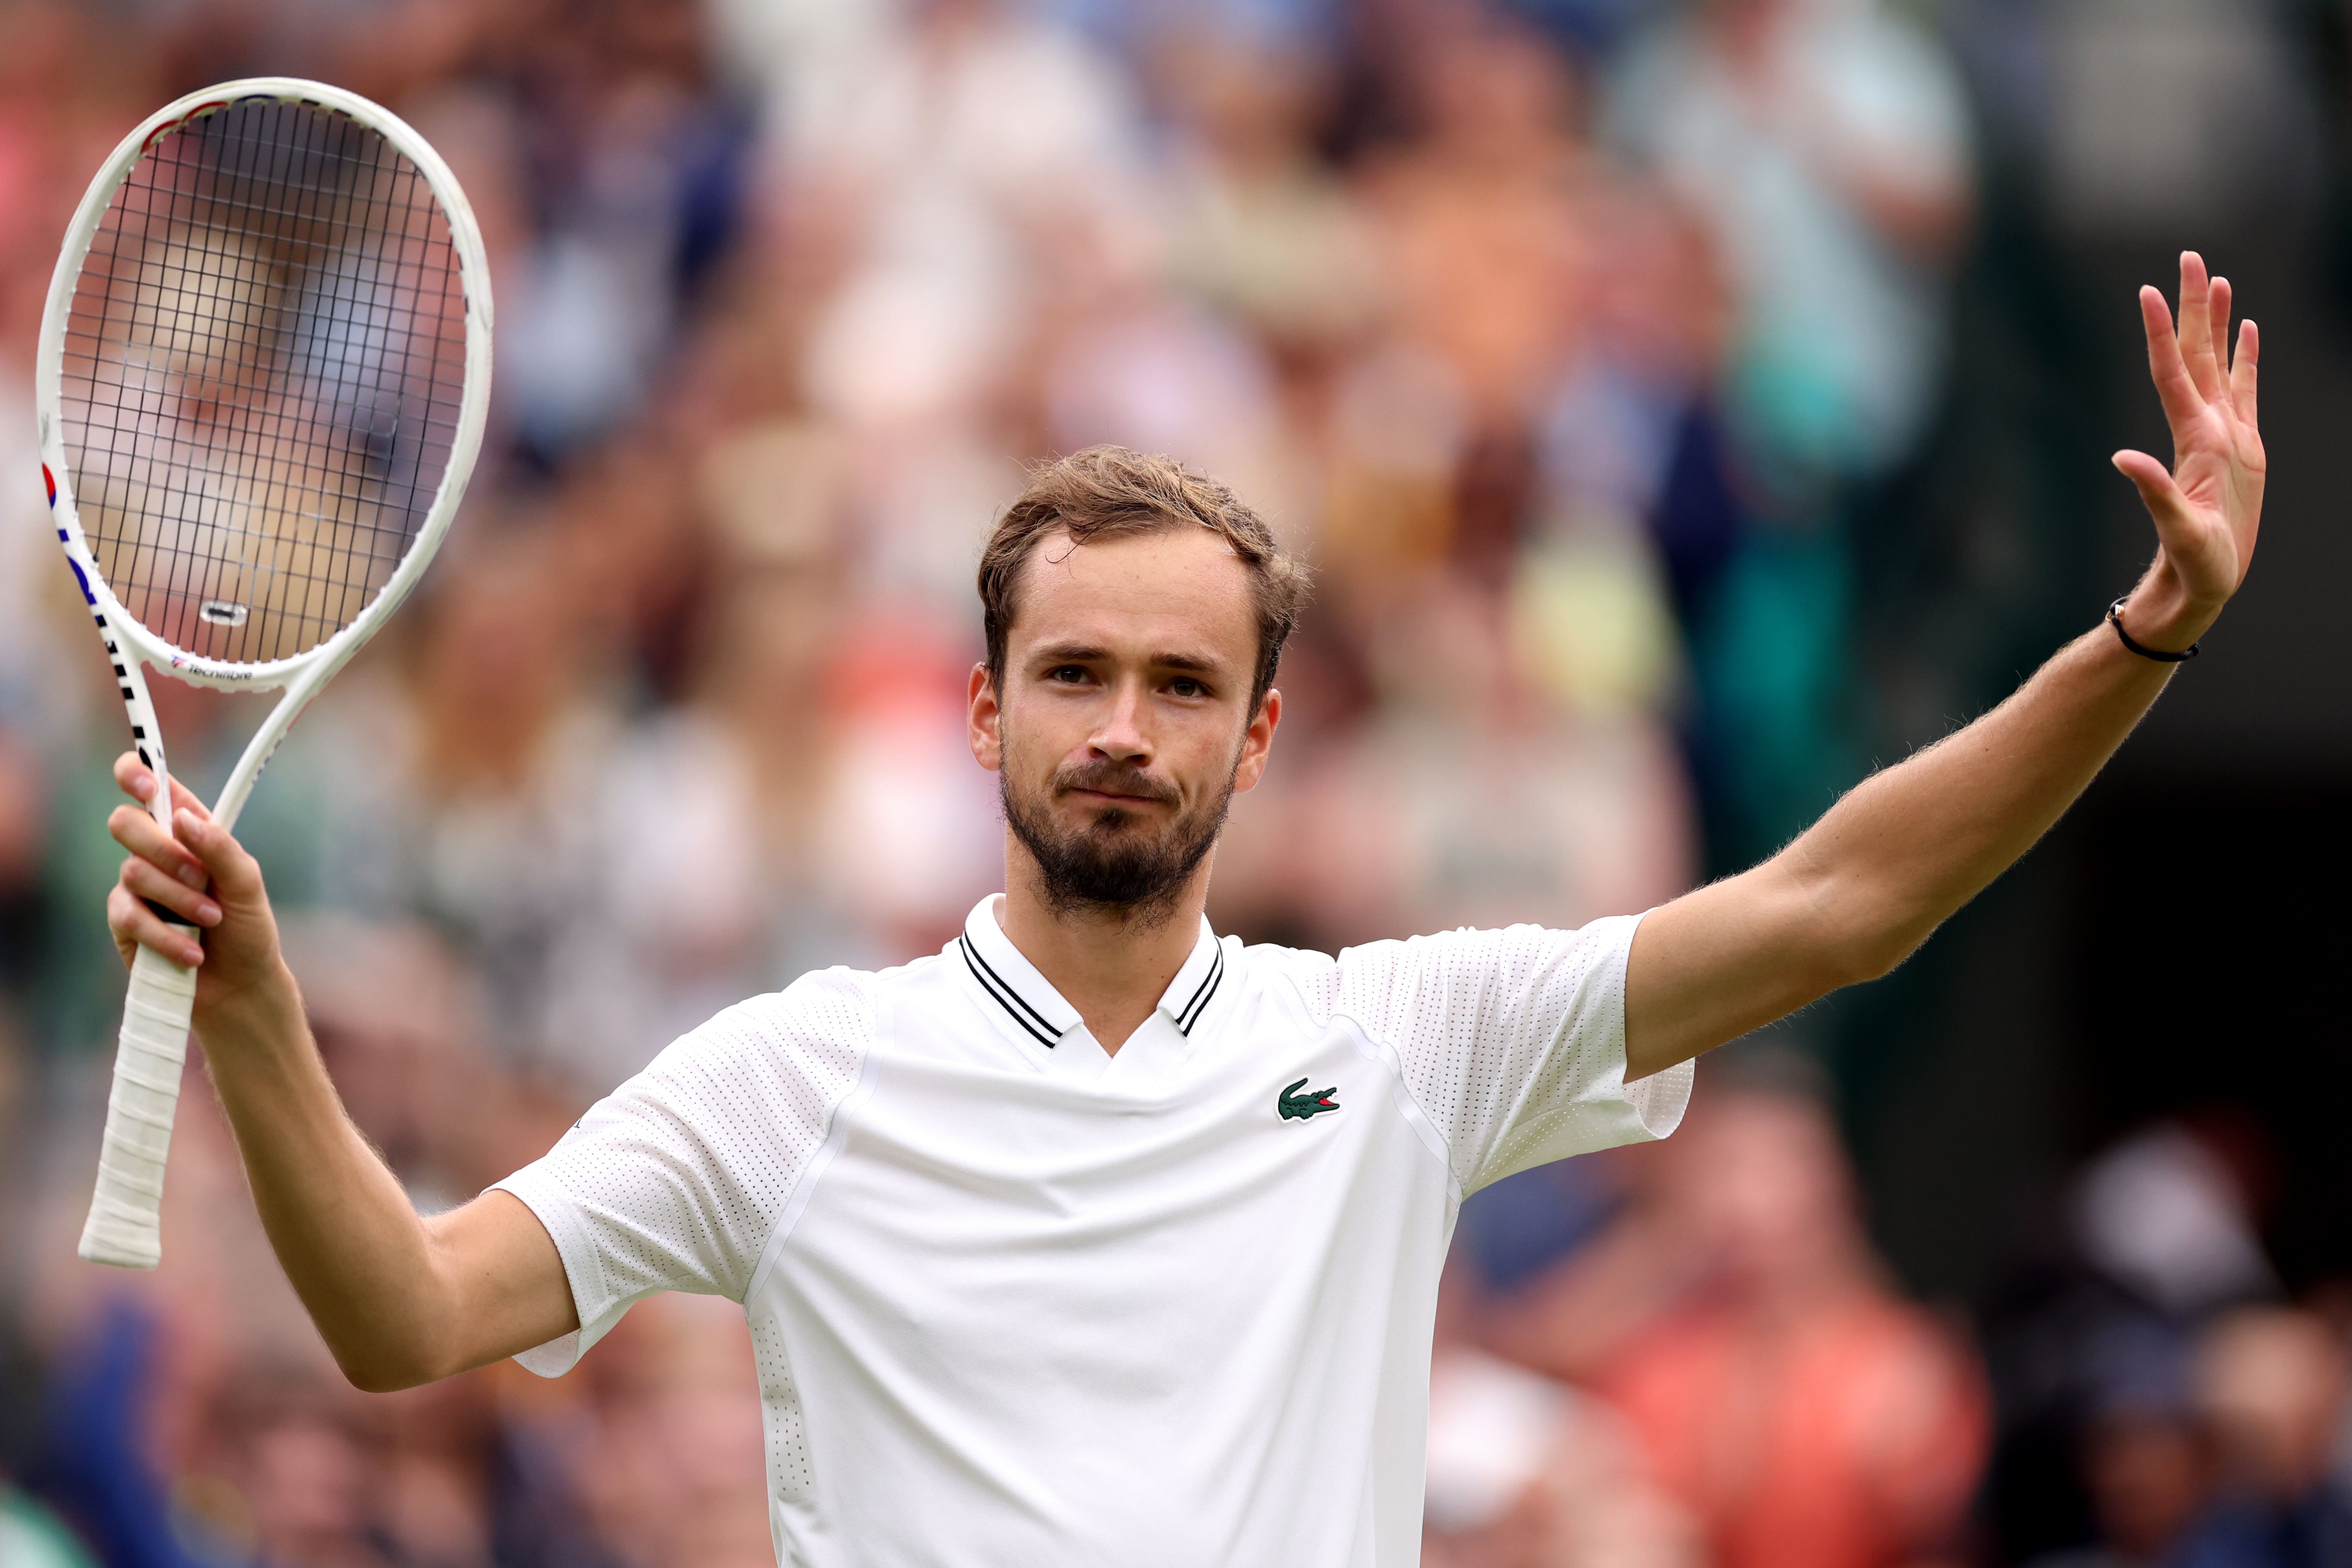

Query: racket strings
<box><xmin>60</xmin><ymin>97</ymin><xmax>468</xmax><ymax>666</ymax></box>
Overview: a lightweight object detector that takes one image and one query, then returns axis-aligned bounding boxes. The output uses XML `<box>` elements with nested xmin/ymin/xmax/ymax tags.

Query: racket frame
<box><xmin>38</xmin><ymin>78</ymin><xmax>494</xmax><ymax>1267</ymax></box>
<box><xmin>38</xmin><ymin>76</ymin><xmax>495</xmax><ymax>837</ymax></box>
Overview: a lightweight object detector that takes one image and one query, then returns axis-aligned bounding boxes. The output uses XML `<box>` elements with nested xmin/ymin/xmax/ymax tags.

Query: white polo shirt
<box><xmin>494</xmin><ymin>897</ymin><xmax>1691</xmax><ymax>1567</ymax></box>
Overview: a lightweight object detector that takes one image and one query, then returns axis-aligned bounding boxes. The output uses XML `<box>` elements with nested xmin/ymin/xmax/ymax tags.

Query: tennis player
<box><xmin>105</xmin><ymin>254</ymin><xmax>2261</xmax><ymax>1565</ymax></box>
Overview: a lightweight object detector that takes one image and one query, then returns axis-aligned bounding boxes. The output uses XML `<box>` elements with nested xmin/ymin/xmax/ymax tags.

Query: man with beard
<box><xmin>105</xmin><ymin>258</ymin><xmax>2263</xmax><ymax>1568</ymax></box>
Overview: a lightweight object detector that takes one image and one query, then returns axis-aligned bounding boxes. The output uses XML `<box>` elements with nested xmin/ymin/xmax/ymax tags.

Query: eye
<box><xmin>1047</xmin><ymin>665</ymin><xmax>1088</xmax><ymax>684</ymax></box>
<box><xmin>1169</xmin><ymin>677</ymin><xmax>1207</xmax><ymax>699</ymax></box>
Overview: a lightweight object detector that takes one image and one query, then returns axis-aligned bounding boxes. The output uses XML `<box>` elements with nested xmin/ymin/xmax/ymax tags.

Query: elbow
<box><xmin>341</xmin><ymin>1366</ymin><xmax>412</xmax><ymax>1396</ymax></box>
<box><xmin>336</xmin><ymin>1353</ymin><xmax>426</xmax><ymax>1396</ymax></box>
<box><xmin>1791</xmin><ymin>897</ymin><xmax>1927</xmax><ymax>993</ymax></box>
<box><xmin>332</xmin><ymin>1336</ymin><xmax>453</xmax><ymax>1395</ymax></box>
<box><xmin>1833</xmin><ymin>921</ymin><xmax>1933</xmax><ymax>988</ymax></box>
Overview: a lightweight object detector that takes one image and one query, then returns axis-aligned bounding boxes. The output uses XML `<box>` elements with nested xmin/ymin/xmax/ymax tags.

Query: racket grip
<box><xmin>77</xmin><ymin>942</ymin><xmax>198</xmax><ymax>1269</ymax></box>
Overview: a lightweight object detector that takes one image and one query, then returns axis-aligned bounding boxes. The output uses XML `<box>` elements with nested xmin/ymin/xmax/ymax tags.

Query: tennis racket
<box><xmin>38</xmin><ymin>79</ymin><xmax>493</xmax><ymax>1268</ymax></box>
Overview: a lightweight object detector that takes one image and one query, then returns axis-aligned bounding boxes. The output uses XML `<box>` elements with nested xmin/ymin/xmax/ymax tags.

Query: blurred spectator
<box><xmin>491</xmin><ymin>0</ymin><xmax>753</xmax><ymax>463</ymax></box>
<box><xmin>2035</xmin><ymin>0</ymin><xmax>2322</xmax><ymax>238</ymax></box>
<box><xmin>1424</xmin><ymin>1343</ymin><xmax>1705</xmax><ymax>1568</ymax></box>
<box><xmin>1982</xmin><ymin>1117</ymin><xmax>2285</xmax><ymax>1564</ymax></box>
<box><xmin>1607</xmin><ymin>0</ymin><xmax>1972</xmax><ymax>490</ymax></box>
<box><xmin>2021</xmin><ymin>1318</ymin><xmax>2215</xmax><ymax>1568</ymax></box>
<box><xmin>562</xmin><ymin>1294</ymin><xmax>773</xmax><ymax>1567</ymax></box>
<box><xmin>2033</xmin><ymin>1305</ymin><xmax>2352</xmax><ymax>1568</ymax></box>
<box><xmin>2056</xmin><ymin>1409</ymin><xmax>2218</xmax><ymax>1568</ymax></box>
<box><xmin>2188</xmin><ymin>1307</ymin><xmax>2352</xmax><ymax>1567</ymax></box>
<box><xmin>1425</xmin><ymin>1246</ymin><xmax>1705</xmax><ymax>1568</ymax></box>
<box><xmin>1157</xmin><ymin>35</ymin><xmax>1382</xmax><ymax>361</ymax></box>
<box><xmin>1292</xmin><ymin>569</ymin><xmax>1692</xmax><ymax>946</ymax></box>
<box><xmin>778</xmin><ymin>0</ymin><xmax>1149</xmax><ymax>614</ymax></box>
<box><xmin>0</xmin><ymin>1475</ymin><xmax>96</xmax><ymax>1568</ymax></box>
<box><xmin>1606</xmin><ymin>0</ymin><xmax>1973</xmax><ymax>864</ymax></box>
<box><xmin>2075</xmin><ymin>1123</ymin><xmax>2279</xmax><ymax>1322</ymax></box>
<box><xmin>1359</xmin><ymin>19</ymin><xmax>1594</xmax><ymax>435</ymax></box>
<box><xmin>1489</xmin><ymin>1058</ymin><xmax>1988</xmax><ymax>1568</ymax></box>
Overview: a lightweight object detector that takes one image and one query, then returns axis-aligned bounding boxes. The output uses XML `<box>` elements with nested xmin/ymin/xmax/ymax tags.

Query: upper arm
<box><xmin>424</xmin><ymin>1189</ymin><xmax>579</xmax><ymax>1379</ymax></box>
<box><xmin>1623</xmin><ymin>855</ymin><xmax>1865</xmax><ymax>1080</ymax></box>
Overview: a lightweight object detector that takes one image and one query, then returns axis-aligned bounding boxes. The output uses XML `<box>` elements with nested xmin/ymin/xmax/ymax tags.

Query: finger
<box><xmin>107</xmin><ymin>884</ymin><xmax>206</xmax><ymax>968</ymax></box>
<box><xmin>173</xmin><ymin>808</ymin><xmax>265</xmax><ymax>906</ymax></box>
<box><xmin>113</xmin><ymin>753</ymin><xmax>212</xmax><ymax>822</ymax></box>
<box><xmin>2112</xmin><ymin>449</ymin><xmax>2200</xmax><ymax>553</ymax></box>
<box><xmin>120</xmin><ymin>855</ymin><xmax>223</xmax><ymax>927</ymax></box>
<box><xmin>2209</xmin><ymin>276</ymin><xmax>2233</xmax><ymax>378</ymax></box>
<box><xmin>108</xmin><ymin>803</ymin><xmax>210</xmax><ymax>891</ymax></box>
<box><xmin>2177</xmin><ymin>251</ymin><xmax>2223</xmax><ymax>401</ymax></box>
<box><xmin>2230</xmin><ymin>319</ymin><xmax>2259</xmax><ymax>426</ymax></box>
<box><xmin>2140</xmin><ymin>285</ymin><xmax>2203</xmax><ymax>431</ymax></box>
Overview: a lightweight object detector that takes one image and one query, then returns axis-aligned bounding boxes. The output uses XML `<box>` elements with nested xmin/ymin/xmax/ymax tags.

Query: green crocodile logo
<box><xmin>1279</xmin><ymin>1078</ymin><xmax>1340</xmax><ymax>1121</ymax></box>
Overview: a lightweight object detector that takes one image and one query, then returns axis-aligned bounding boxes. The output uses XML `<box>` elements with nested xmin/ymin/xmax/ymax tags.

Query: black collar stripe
<box><xmin>1176</xmin><ymin>942</ymin><xmax>1220</xmax><ymax>1023</ymax></box>
<box><xmin>960</xmin><ymin>935</ymin><xmax>1062</xmax><ymax>1049</ymax></box>
<box><xmin>959</xmin><ymin>934</ymin><xmax>1062</xmax><ymax>1034</ymax></box>
<box><xmin>1178</xmin><ymin>946</ymin><xmax>1224</xmax><ymax>1035</ymax></box>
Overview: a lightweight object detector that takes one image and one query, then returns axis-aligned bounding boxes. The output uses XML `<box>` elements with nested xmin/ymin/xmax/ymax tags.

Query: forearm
<box><xmin>1629</xmin><ymin>254</ymin><xmax>2262</xmax><ymax>1080</ymax></box>
<box><xmin>106</xmin><ymin>781</ymin><xmax>575</xmax><ymax>1388</ymax></box>
<box><xmin>1629</xmin><ymin>612</ymin><xmax>2179</xmax><ymax>1078</ymax></box>
<box><xmin>1790</xmin><ymin>618</ymin><xmax>2174</xmax><ymax>972</ymax></box>
<box><xmin>195</xmin><ymin>967</ymin><xmax>463</xmax><ymax>1390</ymax></box>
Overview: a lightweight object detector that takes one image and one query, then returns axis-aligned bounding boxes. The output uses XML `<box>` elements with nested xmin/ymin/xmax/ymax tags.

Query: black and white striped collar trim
<box><xmin>1164</xmin><ymin>939</ymin><xmax>1224</xmax><ymax>1036</ymax></box>
<box><xmin>959</xmin><ymin>897</ymin><xmax>1082</xmax><ymax>1050</ymax></box>
<box><xmin>959</xmin><ymin>932</ymin><xmax>1065</xmax><ymax>1049</ymax></box>
<box><xmin>957</xmin><ymin>897</ymin><xmax>1227</xmax><ymax>1048</ymax></box>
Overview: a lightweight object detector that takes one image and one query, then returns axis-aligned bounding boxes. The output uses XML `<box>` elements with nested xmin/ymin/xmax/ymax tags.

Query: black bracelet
<box><xmin>2107</xmin><ymin>598</ymin><xmax>2200</xmax><ymax>662</ymax></box>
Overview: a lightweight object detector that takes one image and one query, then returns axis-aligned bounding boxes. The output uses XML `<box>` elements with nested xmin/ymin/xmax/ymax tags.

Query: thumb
<box><xmin>172</xmin><ymin>808</ymin><xmax>263</xmax><ymax>904</ymax></box>
<box><xmin>2112</xmin><ymin>450</ymin><xmax>2198</xmax><ymax>552</ymax></box>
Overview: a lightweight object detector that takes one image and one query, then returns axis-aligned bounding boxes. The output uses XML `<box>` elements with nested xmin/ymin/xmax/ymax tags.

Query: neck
<box><xmin>998</xmin><ymin>837</ymin><xmax>1213</xmax><ymax>1055</ymax></box>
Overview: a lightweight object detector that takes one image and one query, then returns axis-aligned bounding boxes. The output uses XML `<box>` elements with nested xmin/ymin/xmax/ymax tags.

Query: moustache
<box><xmin>1053</xmin><ymin>762</ymin><xmax>1180</xmax><ymax>808</ymax></box>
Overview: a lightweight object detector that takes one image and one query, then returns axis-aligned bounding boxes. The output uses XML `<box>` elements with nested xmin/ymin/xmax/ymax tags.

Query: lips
<box><xmin>1054</xmin><ymin>768</ymin><xmax>1176</xmax><ymax>808</ymax></box>
<box><xmin>1067</xmin><ymin>786</ymin><xmax>1164</xmax><ymax>806</ymax></box>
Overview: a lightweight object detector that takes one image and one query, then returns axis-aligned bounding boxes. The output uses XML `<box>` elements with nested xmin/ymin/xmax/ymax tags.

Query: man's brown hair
<box><xmin>978</xmin><ymin>446</ymin><xmax>1310</xmax><ymax>713</ymax></box>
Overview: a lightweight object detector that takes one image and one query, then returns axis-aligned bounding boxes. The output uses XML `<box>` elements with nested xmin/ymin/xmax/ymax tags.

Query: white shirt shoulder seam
<box><xmin>741</xmin><ymin>971</ymin><xmax>890</xmax><ymax>1303</ymax></box>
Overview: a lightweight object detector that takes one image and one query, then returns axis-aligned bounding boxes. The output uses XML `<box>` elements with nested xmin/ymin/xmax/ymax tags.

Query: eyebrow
<box><xmin>1029</xmin><ymin>641</ymin><xmax>1226</xmax><ymax>675</ymax></box>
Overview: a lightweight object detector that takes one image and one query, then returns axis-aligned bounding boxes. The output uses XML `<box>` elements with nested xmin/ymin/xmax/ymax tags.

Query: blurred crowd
<box><xmin>1</xmin><ymin>0</ymin><xmax>2348</xmax><ymax>1564</ymax></box>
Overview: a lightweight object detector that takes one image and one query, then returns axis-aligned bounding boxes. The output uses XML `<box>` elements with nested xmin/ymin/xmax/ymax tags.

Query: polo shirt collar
<box><xmin>958</xmin><ymin>897</ymin><xmax>1227</xmax><ymax>1055</ymax></box>
<box><xmin>1154</xmin><ymin>917</ymin><xmax>1225</xmax><ymax>1037</ymax></box>
<box><xmin>960</xmin><ymin>897</ymin><xmax>1082</xmax><ymax>1052</ymax></box>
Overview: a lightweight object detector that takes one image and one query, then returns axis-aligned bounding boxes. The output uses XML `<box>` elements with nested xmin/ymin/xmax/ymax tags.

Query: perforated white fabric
<box><xmin>492</xmin><ymin>967</ymin><xmax>873</xmax><ymax>1375</ymax></box>
<box><xmin>492</xmin><ymin>902</ymin><xmax>1691</xmax><ymax>1567</ymax></box>
<box><xmin>1272</xmin><ymin>914</ymin><xmax>1691</xmax><ymax>1194</ymax></box>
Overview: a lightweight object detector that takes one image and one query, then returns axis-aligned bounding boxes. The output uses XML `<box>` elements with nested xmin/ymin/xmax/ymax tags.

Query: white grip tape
<box><xmin>77</xmin><ymin>942</ymin><xmax>197</xmax><ymax>1269</ymax></box>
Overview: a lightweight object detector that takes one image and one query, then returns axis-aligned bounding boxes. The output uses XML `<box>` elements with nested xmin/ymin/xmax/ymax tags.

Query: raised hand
<box><xmin>2110</xmin><ymin>250</ymin><xmax>2266</xmax><ymax>652</ymax></box>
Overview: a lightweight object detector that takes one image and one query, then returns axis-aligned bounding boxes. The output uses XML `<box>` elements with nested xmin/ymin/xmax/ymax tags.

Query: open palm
<box><xmin>2112</xmin><ymin>251</ymin><xmax>2267</xmax><ymax>645</ymax></box>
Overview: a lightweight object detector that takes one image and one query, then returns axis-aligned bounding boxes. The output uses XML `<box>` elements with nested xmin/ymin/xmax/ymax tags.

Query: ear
<box><xmin>968</xmin><ymin>662</ymin><xmax>1003</xmax><ymax>772</ymax></box>
<box><xmin>1233</xmin><ymin>688</ymin><xmax>1280</xmax><ymax>793</ymax></box>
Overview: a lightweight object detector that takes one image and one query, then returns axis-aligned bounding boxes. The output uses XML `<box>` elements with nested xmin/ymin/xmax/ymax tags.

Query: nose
<box><xmin>1089</xmin><ymin>674</ymin><xmax>1151</xmax><ymax>764</ymax></box>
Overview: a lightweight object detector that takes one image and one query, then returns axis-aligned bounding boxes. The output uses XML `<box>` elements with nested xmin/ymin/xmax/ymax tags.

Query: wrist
<box><xmin>2117</xmin><ymin>570</ymin><xmax>2218</xmax><ymax>655</ymax></box>
<box><xmin>194</xmin><ymin>955</ymin><xmax>307</xmax><ymax>1061</ymax></box>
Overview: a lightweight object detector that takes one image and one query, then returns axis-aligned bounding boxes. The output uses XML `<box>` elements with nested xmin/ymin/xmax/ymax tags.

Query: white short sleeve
<box><xmin>491</xmin><ymin>969</ymin><xmax>874</xmax><ymax>1376</ymax></box>
<box><xmin>1330</xmin><ymin>913</ymin><xmax>1691</xmax><ymax>1194</ymax></box>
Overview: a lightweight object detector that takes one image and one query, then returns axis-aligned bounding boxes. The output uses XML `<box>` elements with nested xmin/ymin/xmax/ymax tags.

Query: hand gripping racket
<box><xmin>38</xmin><ymin>80</ymin><xmax>493</xmax><ymax>1268</ymax></box>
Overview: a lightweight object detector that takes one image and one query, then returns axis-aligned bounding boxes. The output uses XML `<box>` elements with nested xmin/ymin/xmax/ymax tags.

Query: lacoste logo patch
<box><xmin>1279</xmin><ymin>1078</ymin><xmax>1340</xmax><ymax>1121</ymax></box>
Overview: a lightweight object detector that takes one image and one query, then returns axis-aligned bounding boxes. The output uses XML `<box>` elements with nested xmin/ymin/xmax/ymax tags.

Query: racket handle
<box><xmin>78</xmin><ymin>942</ymin><xmax>198</xmax><ymax>1269</ymax></box>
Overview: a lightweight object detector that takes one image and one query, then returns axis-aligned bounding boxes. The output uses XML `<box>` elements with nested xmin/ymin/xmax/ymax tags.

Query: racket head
<box><xmin>35</xmin><ymin>79</ymin><xmax>494</xmax><ymax>690</ymax></box>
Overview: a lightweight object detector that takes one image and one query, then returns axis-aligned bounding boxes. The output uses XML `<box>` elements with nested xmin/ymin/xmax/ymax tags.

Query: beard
<box><xmin>1002</xmin><ymin>753</ymin><xmax>1237</xmax><ymax>927</ymax></box>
